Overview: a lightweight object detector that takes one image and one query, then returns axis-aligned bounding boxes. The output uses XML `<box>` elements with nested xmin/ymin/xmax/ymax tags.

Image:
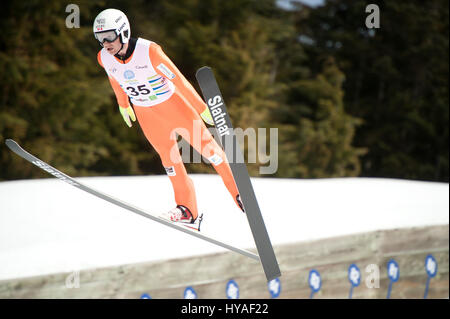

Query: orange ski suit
<box><xmin>98</xmin><ymin>39</ymin><xmax>239</xmax><ymax>219</ymax></box>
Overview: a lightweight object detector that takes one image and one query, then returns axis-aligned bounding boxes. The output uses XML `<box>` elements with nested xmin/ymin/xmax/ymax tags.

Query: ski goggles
<box><xmin>95</xmin><ymin>30</ymin><xmax>119</xmax><ymax>44</ymax></box>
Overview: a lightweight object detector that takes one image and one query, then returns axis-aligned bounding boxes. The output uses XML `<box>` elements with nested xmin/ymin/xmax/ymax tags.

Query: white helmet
<box><xmin>93</xmin><ymin>9</ymin><xmax>130</xmax><ymax>45</ymax></box>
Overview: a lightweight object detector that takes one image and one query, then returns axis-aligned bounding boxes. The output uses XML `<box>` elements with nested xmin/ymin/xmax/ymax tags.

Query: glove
<box><xmin>200</xmin><ymin>107</ymin><xmax>214</xmax><ymax>126</ymax></box>
<box><xmin>119</xmin><ymin>105</ymin><xmax>136</xmax><ymax>127</ymax></box>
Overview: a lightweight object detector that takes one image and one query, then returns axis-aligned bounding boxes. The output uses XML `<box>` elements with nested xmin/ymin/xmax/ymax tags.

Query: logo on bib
<box><xmin>124</xmin><ymin>70</ymin><xmax>135</xmax><ymax>80</ymax></box>
<box><xmin>157</xmin><ymin>63</ymin><xmax>175</xmax><ymax>80</ymax></box>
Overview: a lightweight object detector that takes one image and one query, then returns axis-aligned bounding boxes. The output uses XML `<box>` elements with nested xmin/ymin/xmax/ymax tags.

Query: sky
<box><xmin>277</xmin><ymin>0</ymin><xmax>325</xmax><ymax>10</ymax></box>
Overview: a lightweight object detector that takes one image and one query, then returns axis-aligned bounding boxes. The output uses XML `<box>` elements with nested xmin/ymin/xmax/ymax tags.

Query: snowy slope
<box><xmin>0</xmin><ymin>175</ymin><xmax>448</xmax><ymax>280</ymax></box>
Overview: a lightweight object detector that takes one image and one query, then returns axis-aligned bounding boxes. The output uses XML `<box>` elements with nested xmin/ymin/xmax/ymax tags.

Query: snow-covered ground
<box><xmin>0</xmin><ymin>175</ymin><xmax>448</xmax><ymax>280</ymax></box>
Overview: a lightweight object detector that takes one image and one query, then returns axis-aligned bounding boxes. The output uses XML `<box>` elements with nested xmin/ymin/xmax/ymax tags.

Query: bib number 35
<box><xmin>126</xmin><ymin>84</ymin><xmax>151</xmax><ymax>96</ymax></box>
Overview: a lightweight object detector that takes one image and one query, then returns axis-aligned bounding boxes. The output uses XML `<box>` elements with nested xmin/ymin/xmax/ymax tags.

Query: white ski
<box><xmin>5</xmin><ymin>139</ymin><xmax>259</xmax><ymax>262</ymax></box>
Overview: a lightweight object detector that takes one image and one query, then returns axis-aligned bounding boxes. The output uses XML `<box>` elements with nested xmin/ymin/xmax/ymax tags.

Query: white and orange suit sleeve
<box><xmin>97</xmin><ymin>51</ymin><xmax>131</xmax><ymax>109</ymax></box>
<box><xmin>148</xmin><ymin>43</ymin><xmax>207</xmax><ymax>115</ymax></box>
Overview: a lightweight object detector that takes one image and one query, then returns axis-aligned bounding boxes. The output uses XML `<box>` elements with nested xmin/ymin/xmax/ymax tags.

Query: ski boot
<box><xmin>161</xmin><ymin>205</ymin><xmax>203</xmax><ymax>231</ymax></box>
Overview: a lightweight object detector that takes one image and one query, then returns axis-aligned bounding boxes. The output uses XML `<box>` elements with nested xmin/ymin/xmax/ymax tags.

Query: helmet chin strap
<box><xmin>115</xmin><ymin>35</ymin><xmax>125</xmax><ymax>57</ymax></box>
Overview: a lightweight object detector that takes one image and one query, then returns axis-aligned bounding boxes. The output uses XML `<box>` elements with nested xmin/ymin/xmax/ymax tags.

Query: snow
<box><xmin>0</xmin><ymin>175</ymin><xmax>448</xmax><ymax>280</ymax></box>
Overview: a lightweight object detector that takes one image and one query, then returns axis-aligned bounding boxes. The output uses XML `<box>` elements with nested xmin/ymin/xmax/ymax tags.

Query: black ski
<box><xmin>5</xmin><ymin>139</ymin><xmax>259</xmax><ymax>261</ymax></box>
<box><xmin>196</xmin><ymin>66</ymin><xmax>281</xmax><ymax>282</ymax></box>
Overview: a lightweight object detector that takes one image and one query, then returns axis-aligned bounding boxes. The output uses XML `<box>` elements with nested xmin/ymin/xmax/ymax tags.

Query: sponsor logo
<box><xmin>207</xmin><ymin>95</ymin><xmax>230</xmax><ymax>136</ymax></box>
<box><xmin>165</xmin><ymin>166</ymin><xmax>176</xmax><ymax>176</ymax></box>
<box><xmin>115</xmin><ymin>16</ymin><xmax>122</xmax><ymax>23</ymax></box>
<box><xmin>108</xmin><ymin>67</ymin><xmax>117</xmax><ymax>74</ymax></box>
<box><xmin>208</xmin><ymin>154</ymin><xmax>223</xmax><ymax>166</ymax></box>
<box><xmin>157</xmin><ymin>63</ymin><xmax>175</xmax><ymax>79</ymax></box>
<box><xmin>135</xmin><ymin>65</ymin><xmax>148</xmax><ymax>69</ymax></box>
<box><xmin>96</xmin><ymin>18</ymin><xmax>105</xmax><ymax>24</ymax></box>
<box><xmin>124</xmin><ymin>70</ymin><xmax>135</xmax><ymax>79</ymax></box>
<box><xmin>124</xmin><ymin>79</ymin><xmax>138</xmax><ymax>84</ymax></box>
<box><xmin>118</xmin><ymin>22</ymin><xmax>126</xmax><ymax>33</ymax></box>
<box><xmin>32</xmin><ymin>160</ymin><xmax>80</xmax><ymax>187</ymax></box>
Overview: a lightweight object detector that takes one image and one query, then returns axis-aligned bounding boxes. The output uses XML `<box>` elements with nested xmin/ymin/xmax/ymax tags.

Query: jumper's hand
<box><xmin>119</xmin><ymin>105</ymin><xmax>136</xmax><ymax>127</ymax></box>
<box><xmin>200</xmin><ymin>107</ymin><xmax>214</xmax><ymax>126</ymax></box>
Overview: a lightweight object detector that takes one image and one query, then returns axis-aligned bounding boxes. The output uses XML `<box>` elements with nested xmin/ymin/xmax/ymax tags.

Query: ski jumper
<box><xmin>97</xmin><ymin>38</ymin><xmax>239</xmax><ymax>219</ymax></box>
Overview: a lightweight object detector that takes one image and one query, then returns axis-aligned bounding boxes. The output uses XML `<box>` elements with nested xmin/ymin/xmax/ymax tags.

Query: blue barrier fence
<box><xmin>139</xmin><ymin>254</ymin><xmax>439</xmax><ymax>299</ymax></box>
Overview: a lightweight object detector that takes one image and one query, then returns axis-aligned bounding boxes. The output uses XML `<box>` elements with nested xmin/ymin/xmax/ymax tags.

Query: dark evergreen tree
<box><xmin>296</xmin><ymin>0</ymin><xmax>449</xmax><ymax>181</ymax></box>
